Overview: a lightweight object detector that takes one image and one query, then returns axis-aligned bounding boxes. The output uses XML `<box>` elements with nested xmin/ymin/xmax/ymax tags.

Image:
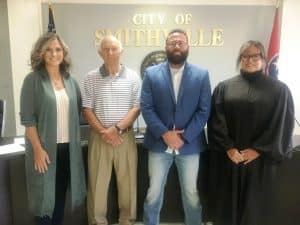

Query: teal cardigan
<box><xmin>20</xmin><ymin>69</ymin><xmax>86</xmax><ymax>216</ymax></box>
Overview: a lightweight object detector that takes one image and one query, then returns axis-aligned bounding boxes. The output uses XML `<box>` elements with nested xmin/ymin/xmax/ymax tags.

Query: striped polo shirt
<box><xmin>81</xmin><ymin>65</ymin><xmax>141</xmax><ymax>128</ymax></box>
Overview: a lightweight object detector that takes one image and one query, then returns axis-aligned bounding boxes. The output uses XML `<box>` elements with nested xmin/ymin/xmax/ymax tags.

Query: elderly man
<box><xmin>82</xmin><ymin>35</ymin><xmax>141</xmax><ymax>225</ymax></box>
<box><xmin>141</xmin><ymin>29</ymin><xmax>211</xmax><ymax>225</ymax></box>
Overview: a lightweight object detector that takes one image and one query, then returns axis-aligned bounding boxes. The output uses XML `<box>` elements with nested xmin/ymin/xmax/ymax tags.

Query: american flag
<box><xmin>48</xmin><ymin>3</ymin><xmax>56</xmax><ymax>33</ymax></box>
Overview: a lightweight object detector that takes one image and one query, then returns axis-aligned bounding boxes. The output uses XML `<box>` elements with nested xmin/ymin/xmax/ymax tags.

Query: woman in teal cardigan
<box><xmin>20</xmin><ymin>32</ymin><xmax>86</xmax><ymax>225</ymax></box>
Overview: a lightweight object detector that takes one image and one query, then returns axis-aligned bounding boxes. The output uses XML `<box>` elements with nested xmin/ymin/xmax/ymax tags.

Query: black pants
<box><xmin>35</xmin><ymin>143</ymin><xmax>70</xmax><ymax>225</ymax></box>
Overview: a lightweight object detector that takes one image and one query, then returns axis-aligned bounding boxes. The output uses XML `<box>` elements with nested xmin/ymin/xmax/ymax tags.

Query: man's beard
<box><xmin>166</xmin><ymin>49</ymin><xmax>188</xmax><ymax>65</ymax></box>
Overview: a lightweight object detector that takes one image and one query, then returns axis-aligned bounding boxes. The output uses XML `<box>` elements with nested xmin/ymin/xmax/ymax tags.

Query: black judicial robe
<box><xmin>207</xmin><ymin>70</ymin><xmax>294</xmax><ymax>225</ymax></box>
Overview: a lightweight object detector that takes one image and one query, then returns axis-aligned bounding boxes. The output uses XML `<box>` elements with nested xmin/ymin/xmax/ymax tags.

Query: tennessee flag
<box><xmin>48</xmin><ymin>3</ymin><xmax>56</xmax><ymax>33</ymax></box>
<box><xmin>266</xmin><ymin>6</ymin><xmax>280</xmax><ymax>79</ymax></box>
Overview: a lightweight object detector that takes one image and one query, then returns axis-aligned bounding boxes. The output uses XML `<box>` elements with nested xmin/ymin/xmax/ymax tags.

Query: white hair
<box><xmin>98</xmin><ymin>35</ymin><xmax>123</xmax><ymax>53</ymax></box>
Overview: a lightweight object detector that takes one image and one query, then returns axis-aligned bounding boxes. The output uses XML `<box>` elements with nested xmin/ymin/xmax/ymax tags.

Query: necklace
<box><xmin>51</xmin><ymin>76</ymin><xmax>63</xmax><ymax>89</ymax></box>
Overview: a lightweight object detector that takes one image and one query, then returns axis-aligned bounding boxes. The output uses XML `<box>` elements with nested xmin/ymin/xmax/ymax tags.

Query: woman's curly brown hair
<box><xmin>30</xmin><ymin>32</ymin><xmax>71</xmax><ymax>76</ymax></box>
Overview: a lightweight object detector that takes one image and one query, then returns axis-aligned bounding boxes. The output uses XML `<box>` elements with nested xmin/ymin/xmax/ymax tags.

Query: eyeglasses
<box><xmin>166</xmin><ymin>41</ymin><xmax>187</xmax><ymax>48</ymax></box>
<box><xmin>241</xmin><ymin>53</ymin><xmax>262</xmax><ymax>61</ymax></box>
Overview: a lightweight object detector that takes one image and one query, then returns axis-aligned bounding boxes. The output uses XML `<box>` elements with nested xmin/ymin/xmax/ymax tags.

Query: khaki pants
<box><xmin>87</xmin><ymin>130</ymin><xmax>137</xmax><ymax>225</ymax></box>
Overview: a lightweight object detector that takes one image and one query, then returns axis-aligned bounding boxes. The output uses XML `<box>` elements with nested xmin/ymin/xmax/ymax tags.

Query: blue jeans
<box><xmin>143</xmin><ymin>151</ymin><xmax>202</xmax><ymax>225</ymax></box>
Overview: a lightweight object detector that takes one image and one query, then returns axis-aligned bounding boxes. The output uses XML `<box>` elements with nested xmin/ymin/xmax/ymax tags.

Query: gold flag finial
<box><xmin>276</xmin><ymin>0</ymin><xmax>280</xmax><ymax>8</ymax></box>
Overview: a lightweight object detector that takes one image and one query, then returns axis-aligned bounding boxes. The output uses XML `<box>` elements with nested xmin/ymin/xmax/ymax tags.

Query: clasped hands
<box><xmin>100</xmin><ymin>126</ymin><xmax>123</xmax><ymax>147</ymax></box>
<box><xmin>162</xmin><ymin>129</ymin><xmax>184</xmax><ymax>150</ymax></box>
<box><xmin>33</xmin><ymin>126</ymin><xmax>123</xmax><ymax>174</ymax></box>
<box><xmin>227</xmin><ymin>148</ymin><xmax>260</xmax><ymax>165</ymax></box>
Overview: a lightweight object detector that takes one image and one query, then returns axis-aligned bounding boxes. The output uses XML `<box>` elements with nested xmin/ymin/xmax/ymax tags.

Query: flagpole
<box><xmin>48</xmin><ymin>1</ymin><xmax>56</xmax><ymax>33</ymax></box>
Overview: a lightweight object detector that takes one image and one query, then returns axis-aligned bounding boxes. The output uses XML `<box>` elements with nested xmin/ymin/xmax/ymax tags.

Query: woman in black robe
<box><xmin>207</xmin><ymin>40</ymin><xmax>294</xmax><ymax>225</ymax></box>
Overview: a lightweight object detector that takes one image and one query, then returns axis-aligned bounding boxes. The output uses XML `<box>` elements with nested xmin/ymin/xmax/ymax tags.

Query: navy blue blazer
<box><xmin>141</xmin><ymin>62</ymin><xmax>211</xmax><ymax>155</ymax></box>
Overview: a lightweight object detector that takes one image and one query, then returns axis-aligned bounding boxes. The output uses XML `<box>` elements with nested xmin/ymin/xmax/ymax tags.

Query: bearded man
<box><xmin>140</xmin><ymin>29</ymin><xmax>212</xmax><ymax>225</ymax></box>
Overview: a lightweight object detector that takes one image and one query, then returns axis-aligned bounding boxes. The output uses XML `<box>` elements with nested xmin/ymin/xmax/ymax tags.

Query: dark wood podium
<box><xmin>1</xmin><ymin>134</ymin><xmax>300</xmax><ymax>225</ymax></box>
<box><xmin>0</xmin><ymin>134</ymin><xmax>209</xmax><ymax>225</ymax></box>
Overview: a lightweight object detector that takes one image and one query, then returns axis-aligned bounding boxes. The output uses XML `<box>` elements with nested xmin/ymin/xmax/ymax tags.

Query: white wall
<box><xmin>279</xmin><ymin>0</ymin><xmax>300</xmax><ymax>134</ymax></box>
<box><xmin>42</xmin><ymin>0</ymin><xmax>274</xmax><ymax>5</ymax></box>
<box><xmin>0</xmin><ymin>0</ymin><xmax>15</xmax><ymax>137</ymax></box>
<box><xmin>5</xmin><ymin>0</ymin><xmax>299</xmax><ymax>136</ymax></box>
<box><xmin>7</xmin><ymin>0</ymin><xmax>42</xmax><ymax>135</ymax></box>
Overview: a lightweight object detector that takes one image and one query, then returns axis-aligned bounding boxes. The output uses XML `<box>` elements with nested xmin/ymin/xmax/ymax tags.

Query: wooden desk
<box><xmin>0</xmin><ymin>138</ymin><xmax>13</xmax><ymax>225</ymax></box>
<box><xmin>0</xmin><ymin>137</ymin><xmax>208</xmax><ymax>225</ymax></box>
<box><xmin>1</xmin><ymin>135</ymin><xmax>300</xmax><ymax>225</ymax></box>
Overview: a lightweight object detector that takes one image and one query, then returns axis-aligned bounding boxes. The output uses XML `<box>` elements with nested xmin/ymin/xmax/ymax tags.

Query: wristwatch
<box><xmin>114</xmin><ymin>124</ymin><xmax>123</xmax><ymax>134</ymax></box>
